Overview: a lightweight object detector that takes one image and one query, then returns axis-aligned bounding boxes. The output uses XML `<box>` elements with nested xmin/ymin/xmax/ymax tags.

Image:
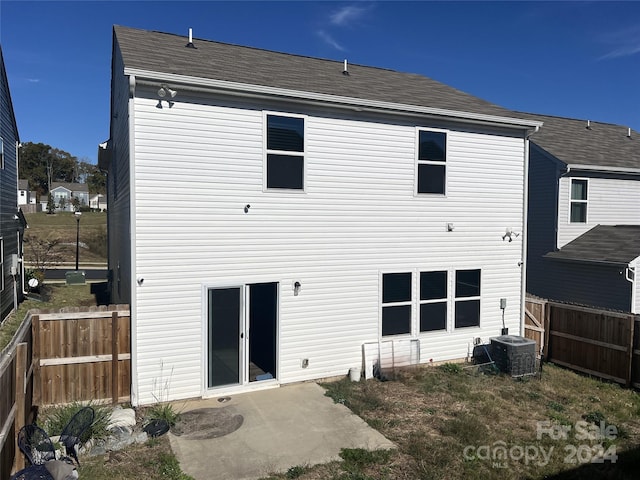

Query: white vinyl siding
<box><xmin>126</xmin><ymin>84</ymin><xmax>527</xmax><ymax>404</ymax></box>
<box><xmin>558</xmin><ymin>176</ymin><xmax>640</xmax><ymax>248</ymax></box>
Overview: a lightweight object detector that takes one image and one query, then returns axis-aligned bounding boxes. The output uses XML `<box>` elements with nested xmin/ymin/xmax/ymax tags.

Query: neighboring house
<box><xmin>43</xmin><ymin>182</ymin><xmax>89</xmax><ymax>211</ymax></box>
<box><xmin>0</xmin><ymin>46</ymin><xmax>27</xmax><ymax>322</ymax></box>
<box><xmin>525</xmin><ymin>113</ymin><xmax>640</xmax><ymax>313</ymax></box>
<box><xmin>18</xmin><ymin>179</ymin><xmax>35</xmax><ymax>205</ymax></box>
<box><xmin>105</xmin><ymin>26</ymin><xmax>542</xmax><ymax>405</ymax></box>
<box><xmin>89</xmin><ymin>193</ymin><xmax>107</xmax><ymax>211</ymax></box>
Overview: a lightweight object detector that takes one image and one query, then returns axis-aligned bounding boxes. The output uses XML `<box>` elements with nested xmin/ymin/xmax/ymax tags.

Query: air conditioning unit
<box><xmin>490</xmin><ymin>335</ymin><xmax>536</xmax><ymax>377</ymax></box>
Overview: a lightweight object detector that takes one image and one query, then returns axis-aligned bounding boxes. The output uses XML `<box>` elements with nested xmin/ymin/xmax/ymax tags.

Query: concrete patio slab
<box><xmin>168</xmin><ymin>382</ymin><xmax>395</xmax><ymax>480</ymax></box>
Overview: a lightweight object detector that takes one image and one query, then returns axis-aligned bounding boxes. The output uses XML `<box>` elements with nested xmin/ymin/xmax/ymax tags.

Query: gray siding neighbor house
<box><xmin>525</xmin><ymin>113</ymin><xmax>640</xmax><ymax>313</ymax></box>
<box><xmin>104</xmin><ymin>26</ymin><xmax>542</xmax><ymax>405</ymax></box>
<box><xmin>0</xmin><ymin>46</ymin><xmax>26</xmax><ymax>322</ymax></box>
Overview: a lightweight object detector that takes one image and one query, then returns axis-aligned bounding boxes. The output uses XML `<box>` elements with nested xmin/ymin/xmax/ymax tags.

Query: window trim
<box><xmin>380</xmin><ymin>271</ymin><xmax>413</xmax><ymax>337</ymax></box>
<box><xmin>419</xmin><ymin>270</ymin><xmax>448</xmax><ymax>333</ymax></box>
<box><xmin>263</xmin><ymin>111</ymin><xmax>307</xmax><ymax>193</ymax></box>
<box><xmin>569</xmin><ymin>178</ymin><xmax>588</xmax><ymax>224</ymax></box>
<box><xmin>415</xmin><ymin>127</ymin><xmax>448</xmax><ymax>196</ymax></box>
<box><xmin>454</xmin><ymin>269</ymin><xmax>481</xmax><ymax>329</ymax></box>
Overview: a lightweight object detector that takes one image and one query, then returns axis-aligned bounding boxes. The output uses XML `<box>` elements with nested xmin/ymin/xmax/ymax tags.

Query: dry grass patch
<box><xmin>266</xmin><ymin>363</ymin><xmax>640</xmax><ymax>480</ymax></box>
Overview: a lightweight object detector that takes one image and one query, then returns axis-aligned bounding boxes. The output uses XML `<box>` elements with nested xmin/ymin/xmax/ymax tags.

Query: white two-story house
<box><xmin>104</xmin><ymin>26</ymin><xmax>542</xmax><ymax>405</ymax></box>
<box><xmin>525</xmin><ymin>113</ymin><xmax>640</xmax><ymax>313</ymax></box>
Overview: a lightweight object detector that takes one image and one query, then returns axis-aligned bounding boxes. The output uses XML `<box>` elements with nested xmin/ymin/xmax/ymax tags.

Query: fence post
<box><xmin>627</xmin><ymin>316</ymin><xmax>635</xmax><ymax>387</ymax></box>
<box><xmin>111</xmin><ymin>312</ymin><xmax>119</xmax><ymax>405</ymax></box>
<box><xmin>543</xmin><ymin>302</ymin><xmax>551</xmax><ymax>360</ymax></box>
<box><xmin>31</xmin><ymin>315</ymin><xmax>41</xmax><ymax>406</ymax></box>
<box><xmin>12</xmin><ymin>343</ymin><xmax>27</xmax><ymax>473</ymax></box>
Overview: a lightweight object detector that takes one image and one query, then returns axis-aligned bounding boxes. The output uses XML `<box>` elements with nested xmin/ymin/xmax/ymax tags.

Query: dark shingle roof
<box><xmin>545</xmin><ymin>225</ymin><xmax>640</xmax><ymax>265</ymax></box>
<box><xmin>18</xmin><ymin>179</ymin><xmax>28</xmax><ymax>190</ymax></box>
<box><xmin>519</xmin><ymin>112</ymin><xmax>640</xmax><ymax>170</ymax></box>
<box><xmin>114</xmin><ymin>26</ymin><xmax>531</xmax><ymax>122</ymax></box>
<box><xmin>51</xmin><ymin>182</ymin><xmax>88</xmax><ymax>192</ymax></box>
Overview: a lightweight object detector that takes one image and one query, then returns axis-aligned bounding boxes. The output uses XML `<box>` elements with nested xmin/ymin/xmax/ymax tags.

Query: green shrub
<box><xmin>439</xmin><ymin>362</ymin><xmax>463</xmax><ymax>374</ymax></box>
<box><xmin>41</xmin><ymin>401</ymin><xmax>111</xmax><ymax>441</ymax></box>
<box><xmin>147</xmin><ymin>402</ymin><xmax>180</xmax><ymax>427</ymax></box>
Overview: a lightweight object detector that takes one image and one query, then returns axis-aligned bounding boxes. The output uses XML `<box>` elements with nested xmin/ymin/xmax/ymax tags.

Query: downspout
<box><xmin>520</xmin><ymin>127</ymin><xmax>538</xmax><ymax>337</ymax></box>
<box><xmin>625</xmin><ymin>265</ymin><xmax>636</xmax><ymax>314</ymax></box>
<box><xmin>128</xmin><ymin>74</ymin><xmax>139</xmax><ymax>406</ymax></box>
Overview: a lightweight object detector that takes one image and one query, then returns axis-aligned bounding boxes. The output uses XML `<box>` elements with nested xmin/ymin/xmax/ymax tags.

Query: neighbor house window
<box><xmin>419</xmin><ymin>271</ymin><xmax>448</xmax><ymax>332</ymax></box>
<box><xmin>417</xmin><ymin>129</ymin><xmax>447</xmax><ymax>194</ymax></box>
<box><xmin>266</xmin><ymin>114</ymin><xmax>305</xmax><ymax>190</ymax></box>
<box><xmin>455</xmin><ymin>269</ymin><xmax>480</xmax><ymax>328</ymax></box>
<box><xmin>570</xmin><ymin>179</ymin><xmax>588</xmax><ymax>223</ymax></box>
<box><xmin>382</xmin><ymin>272</ymin><xmax>412</xmax><ymax>336</ymax></box>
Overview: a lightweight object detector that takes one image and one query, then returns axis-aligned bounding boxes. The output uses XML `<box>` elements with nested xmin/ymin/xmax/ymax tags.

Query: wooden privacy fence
<box><xmin>526</xmin><ymin>296</ymin><xmax>640</xmax><ymax>387</ymax></box>
<box><xmin>33</xmin><ymin>307</ymin><xmax>131</xmax><ymax>405</ymax></box>
<box><xmin>0</xmin><ymin>305</ymin><xmax>130</xmax><ymax>478</ymax></box>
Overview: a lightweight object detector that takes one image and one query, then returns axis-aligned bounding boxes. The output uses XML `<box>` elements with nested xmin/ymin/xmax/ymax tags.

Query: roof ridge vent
<box><xmin>186</xmin><ymin>28</ymin><xmax>196</xmax><ymax>49</ymax></box>
<box><xmin>342</xmin><ymin>59</ymin><xmax>349</xmax><ymax>76</ymax></box>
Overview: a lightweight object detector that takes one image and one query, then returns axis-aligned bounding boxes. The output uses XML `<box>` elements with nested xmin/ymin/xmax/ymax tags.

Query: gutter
<box><xmin>564</xmin><ymin>164</ymin><xmax>640</xmax><ymax>176</ymax></box>
<box><xmin>127</xmin><ymin>69</ymin><xmax>543</xmax><ymax>134</ymax></box>
<box><xmin>626</xmin><ymin>266</ymin><xmax>637</xmax><ymax>314</ymax></box>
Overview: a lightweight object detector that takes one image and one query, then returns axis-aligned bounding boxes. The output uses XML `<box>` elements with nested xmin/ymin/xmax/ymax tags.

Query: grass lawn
<box><xmin>24</xmin><ymin>211</ymin><xmax>107</xmax><ymax>264</ymax></box>
<box><xmin>262</xmin><ymin>364</ymin><xmax>640</xmax><ymax>480</ymax></box>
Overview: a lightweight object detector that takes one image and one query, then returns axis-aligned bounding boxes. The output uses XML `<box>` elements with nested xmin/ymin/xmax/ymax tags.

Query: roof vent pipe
<box><xmin>186</xmin><ymin>28</ymin><xmax>196</xmax><ymax>48</ymax></box>
<box><xmin>586</xmin><ymin>120</ymin><xmax>591</xmax><ymax>129</ymax></box>
<box><xmin>343</xmin><ymin>59</ymin><xmax>349</xmax><ymax>76</ymax></box>
<box><xmin>628</xmin><ymin>127</ymin><xmax>632</xmax><ymax>138</ymax></box>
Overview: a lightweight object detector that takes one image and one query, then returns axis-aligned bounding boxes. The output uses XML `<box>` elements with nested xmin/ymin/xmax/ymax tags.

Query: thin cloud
<box><xmin>598</xmin><ymin>25</ymin><xmax>640</xmax><ymax>60</ymax></box>
<box><xmin>317</xmin><ymin>30</ymin><xmax>345</xmax><ymax>51</ymax></box>
<box><xmin>26</xmin><ymin>78</ymin><xmax>40</xmax><ymax>83</ymax></box>
<box><xmin>330</xmin><ymin>5</ymin><xmax>367</xmax><ymax>27</ymax></box>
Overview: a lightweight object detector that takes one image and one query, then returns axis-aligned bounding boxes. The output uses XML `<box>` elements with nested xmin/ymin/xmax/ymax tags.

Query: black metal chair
<box><xmin>17</xmin><ymin>424</ymin><xmax>56</xmax><ymax>466</ymax></box>
<box><xmin>59</xmin><ymin>406</ymin><xmax>94</xmax><ymax>465</ymax></box>
<box><xmin>9</xmin><ymin>464</ymin><xmax>54</xmax><ymax>480</ymax></box>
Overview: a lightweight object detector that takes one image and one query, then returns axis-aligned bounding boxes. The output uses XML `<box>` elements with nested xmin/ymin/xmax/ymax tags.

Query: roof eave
<box><xmin>544</xmin><ymin>253</ymin><xmax>632</xmax><ymax>268</ymax></box>
<box><xmin>125</xmin><ymin>68</ymin><xmax>543</xmax><ymax>133</ymax></box>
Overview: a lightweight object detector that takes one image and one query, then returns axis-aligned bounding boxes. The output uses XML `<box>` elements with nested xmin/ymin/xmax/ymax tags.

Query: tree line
<box><xmin>19</xmin><ymin>142</ymin><xmax>106</xmax><ymax>197</ymax></box>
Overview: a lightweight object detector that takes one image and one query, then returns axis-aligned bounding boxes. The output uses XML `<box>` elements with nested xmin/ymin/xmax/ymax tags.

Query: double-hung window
<box><xmin>419</xmin><ymin>271</ymin><xmax>448</xmax><ymax>332</ymax></box>
<box><xmin>417</xmin><ymin>129</ymin><xmax>447</xmax><ymax>195</ymax></box>
<box><xmin>454</xmin><ymin>269</ymin><xmax>481</xmax><ymax>328</ymax></box>
<box><xmin>381</xmin><ymin>273</ymin><xmax>412</xmax><ymax>336</ymax></box>
<box><xmin>265</xmin><ymin>114</ymin><xmax>305</xmax><ymax>190</ymax></box>
<box><xmin>570</xmin><ymin>179</ymin><xmax>588</xmax><ymax>223</ymax></box>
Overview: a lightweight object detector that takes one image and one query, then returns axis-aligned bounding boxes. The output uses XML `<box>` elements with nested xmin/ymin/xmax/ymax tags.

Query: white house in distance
<box><xmin>525</xmin><ymin>113</ymin><xmax>640</xmax><ymax>313</ymax></box>
<box><xmin>89</xmin><ymin>193</ymin><xmax>107</xmax><ymax>211</ymax></box>
<box><xmin>104</xmin><ymin>26</ymin><xmax>542</xmax><ymax>405</ymax></box>
<box><xmin>41</xmin><ymin>182</ymin><xmax>89</xmax><ymax>212</ymax></box>
<box><xmin>18</xmin><ymin>179</ymin><xmax>35</xmax><ymax>205</ymax></box>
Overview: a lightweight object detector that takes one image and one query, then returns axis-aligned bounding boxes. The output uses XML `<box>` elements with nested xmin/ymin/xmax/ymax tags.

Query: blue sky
<box><xmin>1</xmin><ymin>1</ymin><xmax>639</xmax><ymax>164</ymax></box>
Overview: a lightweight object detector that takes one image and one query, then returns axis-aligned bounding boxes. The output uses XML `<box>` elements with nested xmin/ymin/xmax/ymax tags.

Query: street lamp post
<box><xmin>75</xmin><ymin>211</ymin><xmax>82</xmax><ymax>270</ymax></box>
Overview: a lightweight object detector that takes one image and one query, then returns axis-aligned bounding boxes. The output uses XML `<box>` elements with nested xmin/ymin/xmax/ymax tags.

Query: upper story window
<box><xmin>266</xmin><ymin>114</ymin><xmax>305</xmax><ymax>190</ymax></box>
<box><xmin>454</xmin><ymin>269</ymin><xmax>481</xmax><ymax>328</ymax></box>
<box><xmin>417</xmin><ymin>130</ymin><xmax>447</xmax><ymax>195</ymax></box>
<box><xmin>570</xmin><ymin>179</ymin><xmax>588</xmax><ymax>223</ymax></box>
